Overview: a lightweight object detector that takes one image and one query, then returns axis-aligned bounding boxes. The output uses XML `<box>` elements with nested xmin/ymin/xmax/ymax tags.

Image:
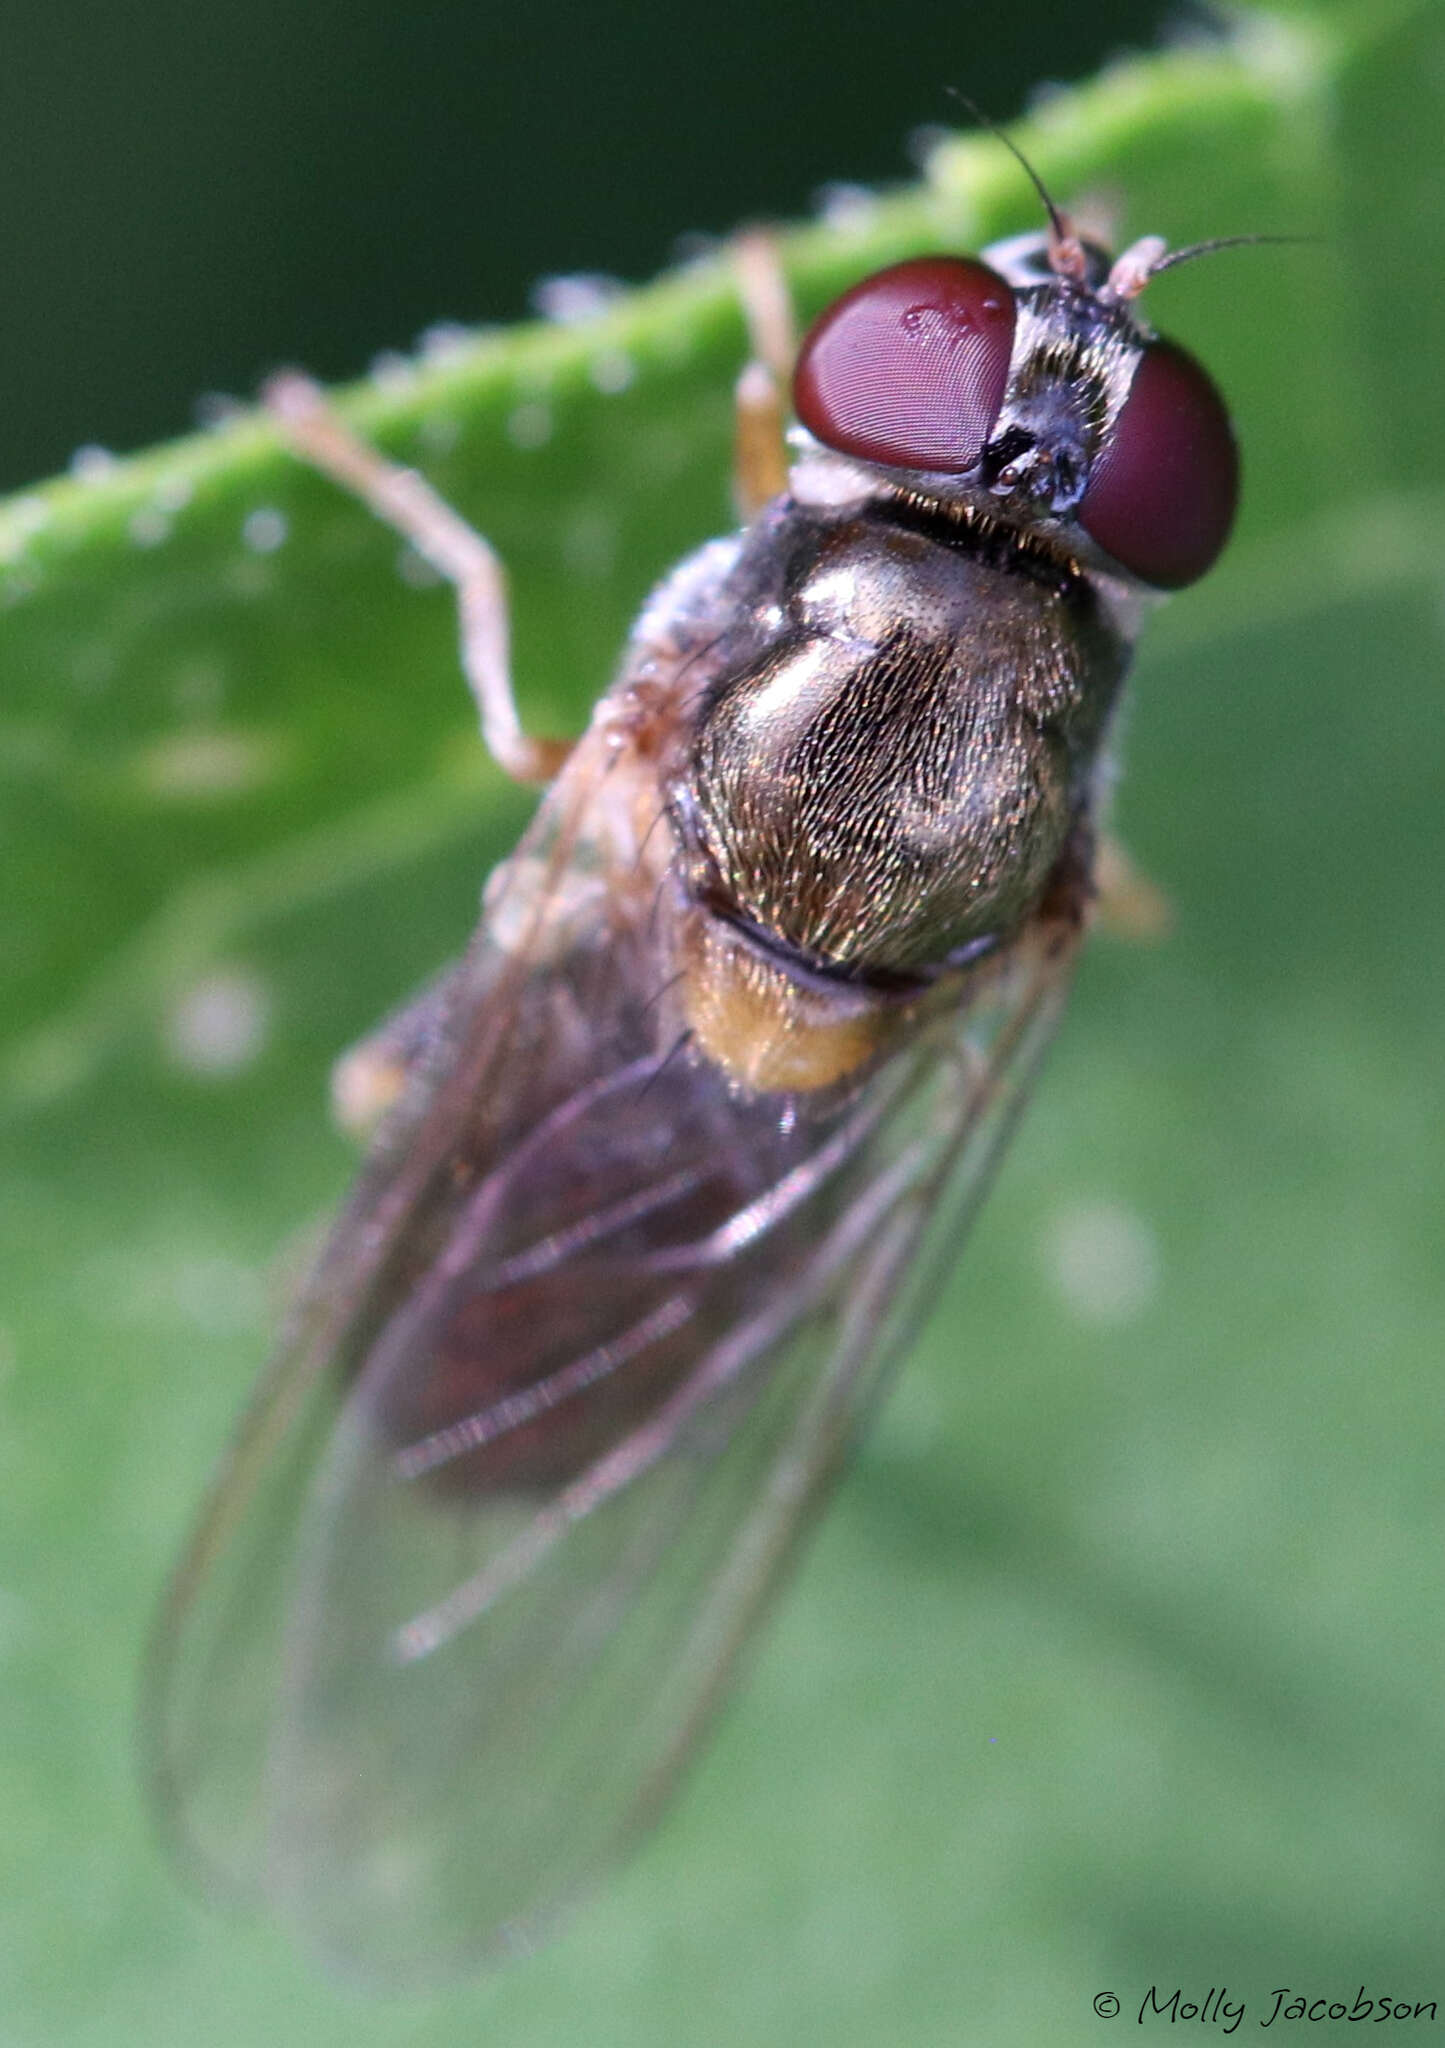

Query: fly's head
<box><xmin>790</xmin><ymin>224</ymin><xmax>1238</xmax><ymax>594</ymax></box>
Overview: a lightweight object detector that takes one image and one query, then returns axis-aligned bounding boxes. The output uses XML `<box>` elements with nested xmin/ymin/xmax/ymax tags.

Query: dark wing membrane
<box><xmin>148</xmin><ymin>727</ymin><xmax>1080</xmax><ymax>1985</ymax></box>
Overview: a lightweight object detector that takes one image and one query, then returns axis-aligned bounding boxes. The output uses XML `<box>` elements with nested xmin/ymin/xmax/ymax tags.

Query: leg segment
<box><xmin>265</xmin><ymin>372</ymin><xmax>570</xmax><ymax>785</ymax></box>
<box><xmin>329</xmin><ymin>964</ymin><xmax>461</xmax><ymax>1139</ymax></box>
<box><xmin>729</xmin><ymin>231</ymin><xmax>797</xmax><ymax>518</ymax></box>
<box><xmin>1093</xmin><ymin>835</ymin><xmax>1172</xmax><ymax>942</ymax></box>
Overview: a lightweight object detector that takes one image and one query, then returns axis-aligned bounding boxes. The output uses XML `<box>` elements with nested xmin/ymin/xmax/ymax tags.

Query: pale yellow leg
<box><xmin>1093</xmin><ymin>834</ymin><xmax>1173</xmax><ymax>942</ymax></box>
<box><xmin>265</xmin><ymin>372</ymin><xmax>571</xmax><ymax>786</ymax></box>
<box><xmin>730</xmin><ymin>231</ymin><xmax>796</xmax><ymax>518</ymax></box>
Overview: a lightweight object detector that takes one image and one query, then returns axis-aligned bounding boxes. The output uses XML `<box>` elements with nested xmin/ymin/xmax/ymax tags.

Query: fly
<box><xmin>147</xmin><ymin>141</ymin><xmax>1249</xmax><ymax>1984</ymax></box>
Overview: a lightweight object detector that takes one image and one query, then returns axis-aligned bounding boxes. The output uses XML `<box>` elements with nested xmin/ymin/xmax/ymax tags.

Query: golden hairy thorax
<box><xmin>657</xmin><ymin>503</ymin><xmax>1123</xmax><ymax>1092</ymax></box>
<box><xmin>682</xmin><ymin>513</ymin><xmax>1122</xmax><ymax>983</ymax></box>
<box><xmin>588</xmin><ymin>489</ymin><xmax>1127</xmax><ymax>1098</ymax></box>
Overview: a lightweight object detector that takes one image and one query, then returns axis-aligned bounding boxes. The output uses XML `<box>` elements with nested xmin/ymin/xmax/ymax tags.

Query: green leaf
<box><xmin>5</xmin><ymin>7</ymin><xmax>1443</xmax><ymax>2041</ymax></box>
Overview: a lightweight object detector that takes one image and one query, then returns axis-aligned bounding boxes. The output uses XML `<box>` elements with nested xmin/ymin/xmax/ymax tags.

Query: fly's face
<box><xmin>149</xmin><ymin>177</ymin><xmax>1245</xmax><ymax>1985</ymax></box>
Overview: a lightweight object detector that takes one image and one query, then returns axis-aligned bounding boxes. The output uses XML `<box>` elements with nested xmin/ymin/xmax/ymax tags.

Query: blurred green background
<box><xmin>2</xmin><ymin>3</ymin><xmax>1444</xmax><ymax>2045</ymax></box>
<box><xmin>0</xmin><ymin>0</ymin><xmax>1169</xmax><ymax>493</ymax></box>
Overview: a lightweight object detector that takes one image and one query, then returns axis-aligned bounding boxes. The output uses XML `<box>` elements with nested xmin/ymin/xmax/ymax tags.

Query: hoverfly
<box><xmin>148</xmin><ymin>147</ymin><xmax>1244</xmax><ymax>1983</ymax></box>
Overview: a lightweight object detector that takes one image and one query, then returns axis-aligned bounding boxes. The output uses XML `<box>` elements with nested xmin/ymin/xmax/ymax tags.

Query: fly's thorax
<box><xmin>672</xmin><ymin>498</ymin><xmax>1129</xmax><ymax>988</ymax></box>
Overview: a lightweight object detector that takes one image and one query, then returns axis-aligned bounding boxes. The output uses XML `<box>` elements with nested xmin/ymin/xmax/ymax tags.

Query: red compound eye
<box><xmin>793</xmin><ymin>256</ymin><xmax>1015</xmax><ymax>474</ymax></box>
<box><xmin>1079</xmin><ymin>338</ymin><xmax>1238</xmax><ymax>588</ymax></box>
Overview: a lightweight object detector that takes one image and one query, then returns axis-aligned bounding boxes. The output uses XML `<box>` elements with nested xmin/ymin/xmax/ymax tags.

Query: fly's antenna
<box><xmin>1103</xmin><ymin>230</ymin><xmax>1316</xmax><ymax>304</ymax></box>
<box><xmin>944</xmin><ymin>88</ymin><xmax>1088</xmax><ymax>282</ymax></box>
<box><xmin>1147</xmin><ymin>232</ymin><xmax>1316</xmax><ymax>277</ymax></box>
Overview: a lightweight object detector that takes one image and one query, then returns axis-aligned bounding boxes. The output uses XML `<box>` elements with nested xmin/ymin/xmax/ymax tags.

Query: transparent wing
<box><xmin>148</xmin><ymin>724</ymin><xmax>1081</xmax><ymax>1985</ymax></box>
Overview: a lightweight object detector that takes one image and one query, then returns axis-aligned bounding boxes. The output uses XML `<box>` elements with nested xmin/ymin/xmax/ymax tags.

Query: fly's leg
<box><xmin>1029</xmin><ymin>820</ymin><xmax>1168</xmax><ymax>951</ymax></box>
<box><xmin>730</xmin><ymin>230</ymin><xmax>796</xmax><ymax>518</ymax></box>
<box><xmin>1093</xmin><ymin>835</ymin><xmax>1172</xmax><ymax>941</ymax></box>
<box><xmin>1040</xmin><ymin>821</ymin><xmax>1172</xmax><ymax>943</ymax></box>
<box><xmin>264</xmin><ymin>372</ymin><xmax>571</xmax><ymax>785</ymax></box>
<box><xmin>329</xmin><ymin>965</ymin><xmax>464</xmax><ymax>1140</ymax></box>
